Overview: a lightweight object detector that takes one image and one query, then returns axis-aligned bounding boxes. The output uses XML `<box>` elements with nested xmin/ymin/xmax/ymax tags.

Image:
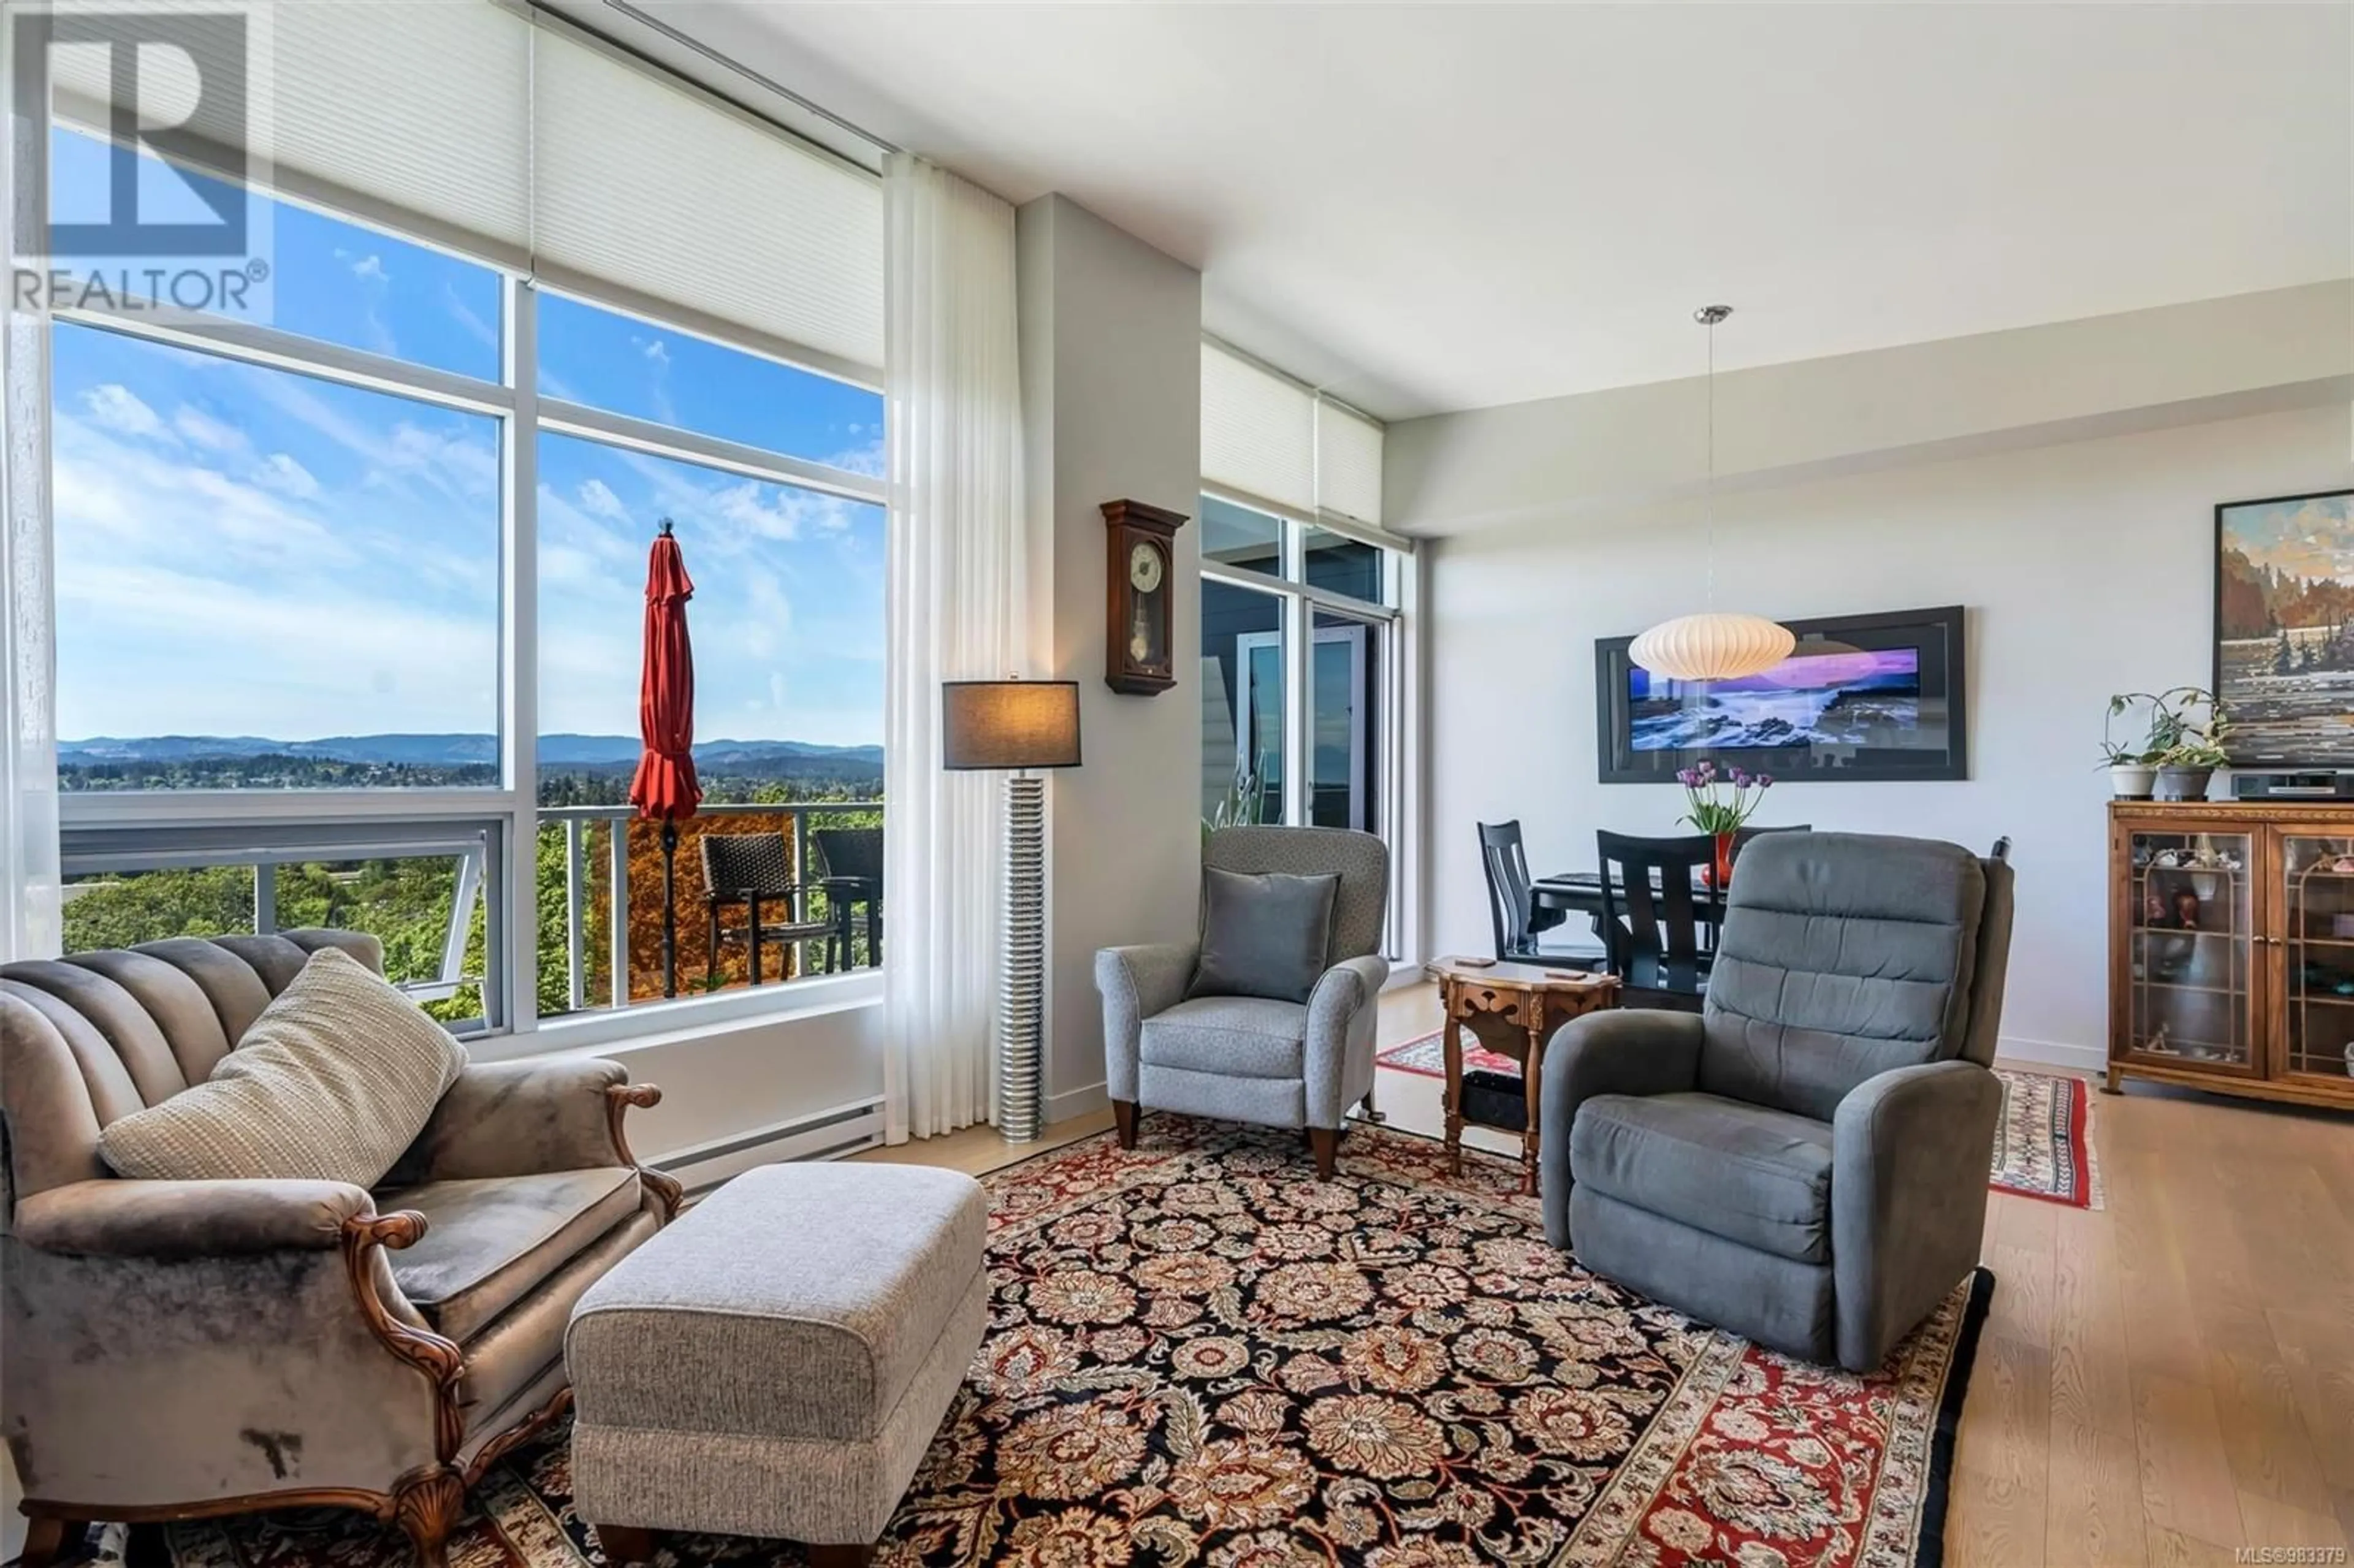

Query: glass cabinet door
<box><xmin>2125</xmin><ymin>830</ymin><xmax>2253</xmax><ymax>1070</ymax></box>
<box><xmin>2277</xmin><ymin>834</ymin><xmax>2354</xmax><ymax>1085</ymax></box>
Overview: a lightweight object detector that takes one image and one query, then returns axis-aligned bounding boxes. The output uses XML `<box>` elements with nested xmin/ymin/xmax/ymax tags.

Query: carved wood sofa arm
<box><xmin>402</xmin><ymin>1061</ymin><xmax>679</xmax><ymax>1218</ymax></box>
<box><xmin>606</xmin><ymin>1083</ymin><xmax>683</xmax><ymax>1220</ymax></box>
<box><xmin>340</xmin><ymin>1211</ymin><xmax>466</xmax><ymax>1462</ymax></box>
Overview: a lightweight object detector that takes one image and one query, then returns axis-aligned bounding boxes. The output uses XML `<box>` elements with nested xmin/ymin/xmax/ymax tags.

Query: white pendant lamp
<box><xmin>1629</xmin><ymin>306</ymin><xmax>1794</xmax><ymax>682</ymax></box>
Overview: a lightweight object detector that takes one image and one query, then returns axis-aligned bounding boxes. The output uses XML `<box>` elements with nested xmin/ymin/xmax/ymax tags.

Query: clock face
<box><xmin>1129</xmin><ymin>540</ymin><xmax>1165</xmax><ymax>594</ymax></box>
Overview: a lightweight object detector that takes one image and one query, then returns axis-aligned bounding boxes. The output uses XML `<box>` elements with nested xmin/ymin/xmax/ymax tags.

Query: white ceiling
<box><xmin>668</xmin><ymin>1</ymin><xmax>2352</xmax><ymax>422</ymax></box>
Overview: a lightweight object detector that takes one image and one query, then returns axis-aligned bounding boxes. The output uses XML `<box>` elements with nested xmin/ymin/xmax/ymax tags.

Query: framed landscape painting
<box><xmin>2216</xmin><ymin>489</ymin><xmax>2354</xmax><ymax>766</ymax></box>
<box><xmin>1595</xmin><ymin>604</ymin><xmax>1967</xmax><ymax>783</ymax></box>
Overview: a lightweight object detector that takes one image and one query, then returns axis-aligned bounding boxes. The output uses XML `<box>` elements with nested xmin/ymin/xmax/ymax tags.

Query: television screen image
<box><xmin>1629</xmin><ymin>648</ymin><xmax>1924</xmax><ymax>753</ymax></box>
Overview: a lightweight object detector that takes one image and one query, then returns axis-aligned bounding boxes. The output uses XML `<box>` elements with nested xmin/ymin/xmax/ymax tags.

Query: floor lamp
<box><xmin>942</xmin><ymin>679</ymin><xmax>1083</xmax><ymax>1142</ymax></box>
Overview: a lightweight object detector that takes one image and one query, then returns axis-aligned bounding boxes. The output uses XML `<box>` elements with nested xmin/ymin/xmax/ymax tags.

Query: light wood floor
<box><xmin>855</xmin><ymin>983</ymin><xmax>2354</xmax><ymax>1568</ymax></box>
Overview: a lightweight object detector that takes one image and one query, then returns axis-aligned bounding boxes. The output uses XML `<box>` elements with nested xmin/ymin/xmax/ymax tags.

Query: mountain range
<box><xmin>58</xmin><ymin>733</ymin><xmax>884</xmax><ymax>771</ymax></box>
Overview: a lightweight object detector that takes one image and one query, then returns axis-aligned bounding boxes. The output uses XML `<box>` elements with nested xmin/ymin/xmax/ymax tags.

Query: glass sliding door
<box><xmin>1202</xmin><ymin>577</ymin><xmax>1286</xmax><ymax>825</ymax></box>
<box><xmin>1311</xmin><ymin>610</ymin><xmax>1382</xmax><ymax>832</ymax></box>
<box><xmin>1194</xmin><ymin>489</ymin><xmax>1408</xmax><ymax>954</ymax></box>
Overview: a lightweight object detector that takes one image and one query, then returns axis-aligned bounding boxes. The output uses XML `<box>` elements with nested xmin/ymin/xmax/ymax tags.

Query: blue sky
<box><xmin>50</xmin><ymin>129</ymin><xmax>885</xmax><ymax>748</ymax></box>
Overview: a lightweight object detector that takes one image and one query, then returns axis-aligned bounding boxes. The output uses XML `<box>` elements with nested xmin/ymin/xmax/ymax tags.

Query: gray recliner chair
<box><xmin>1097</xmin><ymin>826</ymin><xmax>1389</xmax><ymax>1178</ymax></box>
<box><xmin>1539</xmin><ymin>831</ymin><xmax>2014</xmax><ymax>1371</ymax></box>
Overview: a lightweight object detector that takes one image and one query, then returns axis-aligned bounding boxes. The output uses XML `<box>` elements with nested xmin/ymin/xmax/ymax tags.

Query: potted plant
<box><xmin>1202</xmin><ymin>752</ymin><xmax>1268</xmax><ymax>844</ymax></box>
<box><xmin>2151</xmin><ymin>688</ymin><xmax>2231</xmax><ymax>802</ymax></box>
<box><xmin>2100</xmin><ymin>691</ymin><xmax>2166</xmax><ymax>799</ymax></box>
<box><xmin>1676</xmin><ymin>759</ymin><xmax>1774</xmax><ymax>887</ymax></box>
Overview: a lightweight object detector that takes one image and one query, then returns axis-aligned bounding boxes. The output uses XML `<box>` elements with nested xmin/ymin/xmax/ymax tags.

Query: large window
<box><xmin>53</xmin><ymin>319</ymin><xmax>503</xmax><ymax>783</ymax></box>
<box><xmin>44</xmin><ymin>10</ymin><xmax>888</xmax><ymax>1037</ymax></box>
<box><xmin>1198</xmin><ymin>341</ymin><xmax>1415</xmax><ymax>959</ymax></box>
<box><xmin>1197</xmin><ymin>498</ymin><xmax>1403</xmax><ymax>843</ymax></box>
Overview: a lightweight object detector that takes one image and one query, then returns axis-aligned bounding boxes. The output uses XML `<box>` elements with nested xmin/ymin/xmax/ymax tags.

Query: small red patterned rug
<box><xmin>1378</xmin><ymin>1030</ymin><xmax>2104</xmax><ymax>1211</ymax></box>
<box><xmin>147</xmin><ymin>1122</ymin><xmax>1990</xmax><ymax>1568</ymax></box>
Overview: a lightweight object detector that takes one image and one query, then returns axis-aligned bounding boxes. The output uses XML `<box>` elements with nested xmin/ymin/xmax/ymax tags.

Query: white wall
<box><xmin>1419</xmin><ymin>405</ymin><xmax>2353</xmax><ymax>1067</ymax></box>
<box><xmin>1388</xmin><ymin>281</ymin><xmax>2350</xmax><ymax>537</ymax></box>
<box><xmin>1016</xmin><ymin>194</ymin><xmax>1205</xmax><ymax>1117</ymax></box>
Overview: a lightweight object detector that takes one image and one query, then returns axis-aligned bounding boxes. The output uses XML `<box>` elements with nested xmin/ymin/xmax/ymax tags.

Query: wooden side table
<box><xmin>1430</xmin><ymin>958</ymin><xmax>1620</xmax><ymax>1193</ymax></box>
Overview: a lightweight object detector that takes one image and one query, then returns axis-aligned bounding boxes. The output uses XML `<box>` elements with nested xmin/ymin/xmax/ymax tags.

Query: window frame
<box><xmin>50</xmin><ymin>147</ymin><xmax>888</xmax><ymax>1043</ymax></box>
<box><xmin>59</xmin><ymin>816</ymin><xmax>508</xmax><ymax>1032</ymax></box>
<box><xmin>1196</xmin><ymin>482</ymin><xmax>1419</xmax><ymax>963</ymax></box>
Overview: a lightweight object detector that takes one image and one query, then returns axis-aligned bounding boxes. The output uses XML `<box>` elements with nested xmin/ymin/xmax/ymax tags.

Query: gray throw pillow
<box><xmin>1188</xmin><ymin>867</ymin><xmax>1341</xmax><ymax>1004</ymax></box>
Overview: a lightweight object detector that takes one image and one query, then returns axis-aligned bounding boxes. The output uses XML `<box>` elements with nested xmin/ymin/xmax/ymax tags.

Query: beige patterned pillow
<box><xmin>99</xmin><ymin>946</ymin><xmax>467</xmax><ymax>1187</ymax></box>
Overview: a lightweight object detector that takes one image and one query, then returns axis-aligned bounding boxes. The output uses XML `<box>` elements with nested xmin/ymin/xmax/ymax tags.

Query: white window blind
<box><xmin>1202</xmin><ymin>343</ymin><xmax>1317</xmax><ymax>516</ymax></box>
<box><xmin>47</xmin><ymin>1</ymin><xmax>885</xmax><ymax>378</ymax></box>
<box><xmin>48</xmin><ymin>1</ymin><xmax>533</xmax><ymax>265</ymax></box>
<box><xmin>1315</xmin><ymin>400</ymin><xmax>1384</xmax><ymax>527</ymax></box>
<box><xmin>1202</xmin><ymin>341</ymin><xmax>1384</xmax><ymax>525</ymax></box>
<box><xmin>531</xmin><ymin>29</ymin><xmax>884</xmax><ymax>378</ymax></box>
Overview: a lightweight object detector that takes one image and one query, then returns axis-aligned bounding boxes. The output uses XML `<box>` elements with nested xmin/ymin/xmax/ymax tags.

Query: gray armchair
<box><xmin>1539</xmin><ymin>831</ymin><xmax>2014</xmax><ymax>1371</ymax></box>
<box><xmin>1097</xmin><ymin>826</ymin><xmax>1389</xmax><ymax>1178</ymax></box>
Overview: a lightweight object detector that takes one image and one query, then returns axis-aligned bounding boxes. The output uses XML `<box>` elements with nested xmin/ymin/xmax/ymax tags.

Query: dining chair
<box><xmin>1595</xmin><ymin>829</ymin><xmax>1717</xmax><ymax>1010</ymax></box>
<box><xmin>701</xmin><ymin>831</ymin><xmax>834</xmax><ymax>986</ymax></box>
<box><xmin>810</xmin><ymin>826</ymin><xmax>884</xmax><ymax>972</ymax></box>
<box><xmin>1479</xmin><ymin>820</ymin><xmax>1606</xmax><ymax>969</ymax></box>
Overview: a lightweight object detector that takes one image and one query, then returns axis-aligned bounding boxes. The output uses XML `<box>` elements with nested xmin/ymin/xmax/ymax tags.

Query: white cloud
<box><xmin>55</xmin><ymin>413</ymin><xmax>352</xmax><ymax>569</ymax></box>
<box><xmin>81</xmin><ymin>384</ymin><xmax>164</xmax><ymax>438</ymax></box>
<box><xmin>173</xmin><ymin>405</ymin><xmax>247</xmax><ymax>454</ymax></box>
<box><xmin>50</xmin><ymin>411</ymin><xmax>497</xmax><ymax>736</ymax></box>
<box><xmin>242</xmin><ymin>369</ymin><xmax>497</xmax><ymax>507</ymax></box>
<box><xmin>578</xmin><ymin>478</ymin><xmax>627</xmax><ymax>520</ymax></box>
<box><xmin>638</xmin><ymin>337</ymin><xmax>670</xmax><ymax>366</ymax></box>
<box><xmin>53</xmin><ymin>557</ymin><xmax>496</xmax><ymax>739</ymax></box>
<box><xmin>736</xmin><ymin>568</ymin><xmax>794</xmax><ymax>657</ymax></box>
<box><xmin>254</xmin><ymin>452</ymin><xmax>321</xmax><ymax>499</ymax></box>
<box><xmin>825</xmin><ymin>435</ymin><xmax>886</xmax><ymax>481</ymax></box>
<box><xmin>442</xmin><ymin>283</ymin><xmax>498</xmax><ymax>351</ymax></box>
<box><xmin>336</xmin><ymin>247</ymin><xmax>390</xmax><ymax>284</ymax></box>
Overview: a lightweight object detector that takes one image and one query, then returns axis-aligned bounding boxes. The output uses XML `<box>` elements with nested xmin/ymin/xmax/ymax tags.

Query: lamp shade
<box><xmin>942</xmin><ymin>680</ymin><xmax>1083</xmax><ymax>770</ymax></box>
<box><xmin>1627</xmin><ymin>612</ymin><xmax>1796</xmax><ymax>682</ymax></box>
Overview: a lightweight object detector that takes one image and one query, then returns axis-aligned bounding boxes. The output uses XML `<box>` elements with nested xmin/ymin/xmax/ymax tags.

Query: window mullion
<box><xmin>52</xmin><ymin>305</ymin><xmax>514</xmax><ymax>418</ymax></box>
<box><xmin>538</xmin><ymin>397</ymin><xmax>886</xmax><ymax>503</ymax></box>
<box><xmin>502</xmin><ymin>277</ymin><xmax>540</xmax><ymax>1036</ymax></box>
<box><xmin>1284</xmin><ymin>588</ymin><xmax>1311</xmax><ymax>828</ymax></box>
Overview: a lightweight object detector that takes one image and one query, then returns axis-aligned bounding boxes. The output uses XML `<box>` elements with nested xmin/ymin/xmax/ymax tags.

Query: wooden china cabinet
<box><xmin>2109</xmin><ymin>801</ymin><xmax>2354</xmax><ymax>1109</ymax></box>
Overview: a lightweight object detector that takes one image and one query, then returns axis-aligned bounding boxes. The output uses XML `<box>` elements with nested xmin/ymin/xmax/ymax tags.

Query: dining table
<box><xmin>1528</xmin><ymin>867</ymin><xmax>1723</xmax><ymax>1004</ymax></box>
<box><xmin>1529</xmin><ymin>867</ymin><xmax>1720</xmax><ymax>923</ymax></box>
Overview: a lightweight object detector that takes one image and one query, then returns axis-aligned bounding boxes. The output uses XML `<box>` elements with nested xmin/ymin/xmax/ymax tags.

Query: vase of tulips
<box><xmin>1676</xmin><ymin>759</ymin><xmax>1775</xmax><ymax>889</ymax></box>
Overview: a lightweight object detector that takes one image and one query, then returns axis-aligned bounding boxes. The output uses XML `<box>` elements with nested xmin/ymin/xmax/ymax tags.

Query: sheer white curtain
<box><xmin>2</xmin><ymin>87</ymin><xmax>59</xmax><ymax>965</ymax></box>
<box><xmin>880</xmin><ymin>154</ymin><xmax>1025</xmax><ymax>1143</ymax></box>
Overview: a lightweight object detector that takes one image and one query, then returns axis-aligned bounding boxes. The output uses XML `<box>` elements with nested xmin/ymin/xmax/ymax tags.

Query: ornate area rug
<box><xmin>1983</xmin><ymin>1067</ymin><xmax>2103</xmax><ymax>1210</ymax></box>
<box><xmin>154</xmin><ymin>1123</ymin><xmax>1990</xmax><ymax>1568</ymax></box>
<box><xmin>1378</xmin><ymin>1030</ymin><xmax>2104</xmax><ymax>1210</ymax></box>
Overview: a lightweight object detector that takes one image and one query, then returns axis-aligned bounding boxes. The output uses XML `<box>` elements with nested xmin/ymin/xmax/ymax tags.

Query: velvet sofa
<box><xmin>0</xmin><ymin>931</ymin><xmax>680</xmax><ymax>1566</ymax></box>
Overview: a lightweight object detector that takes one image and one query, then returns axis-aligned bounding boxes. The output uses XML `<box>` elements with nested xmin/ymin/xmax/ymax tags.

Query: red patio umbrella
<box><xmin>628</xmin><ymin>518</ymin><xmax>701</xmax><ymax>997</ymax></box>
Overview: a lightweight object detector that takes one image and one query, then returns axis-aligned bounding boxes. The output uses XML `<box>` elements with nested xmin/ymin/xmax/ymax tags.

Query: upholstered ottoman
<box><xmin>565</xmin><ymin>1163</ymin><xmax>989</xmax><ymax>1567</ymax></box>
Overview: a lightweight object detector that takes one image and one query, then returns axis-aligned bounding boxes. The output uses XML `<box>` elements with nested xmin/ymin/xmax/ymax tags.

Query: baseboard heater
<box><xmin>651</xmin><ymin>1095</ymin><xmax>886</xmax><ymax>1196</ymax></box>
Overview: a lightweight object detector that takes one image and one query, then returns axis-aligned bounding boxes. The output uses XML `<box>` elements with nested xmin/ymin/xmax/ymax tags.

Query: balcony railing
<box><xmin>537</xmin><ymin>801</ymin><xmax>884</xmax><ymax>1017</ymax></box>
<box><xmin>59</xmin><ymin>801</ymin><xmax>883</xmax><ymax>1036</ymax></box>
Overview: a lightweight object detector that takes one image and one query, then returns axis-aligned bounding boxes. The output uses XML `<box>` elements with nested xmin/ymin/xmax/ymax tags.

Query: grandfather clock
<box><xmin>1102</xmin><ymin>498</ymin><xmax>1188</xmax><ymax>695</ymax></box>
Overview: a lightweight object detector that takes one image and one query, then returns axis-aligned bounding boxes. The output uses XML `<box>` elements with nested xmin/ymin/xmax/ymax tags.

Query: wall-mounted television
<box><xmin>1595</xmin><ymin>605</ymin><xmax>1968</xmax><ymax>784</ymax></box>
